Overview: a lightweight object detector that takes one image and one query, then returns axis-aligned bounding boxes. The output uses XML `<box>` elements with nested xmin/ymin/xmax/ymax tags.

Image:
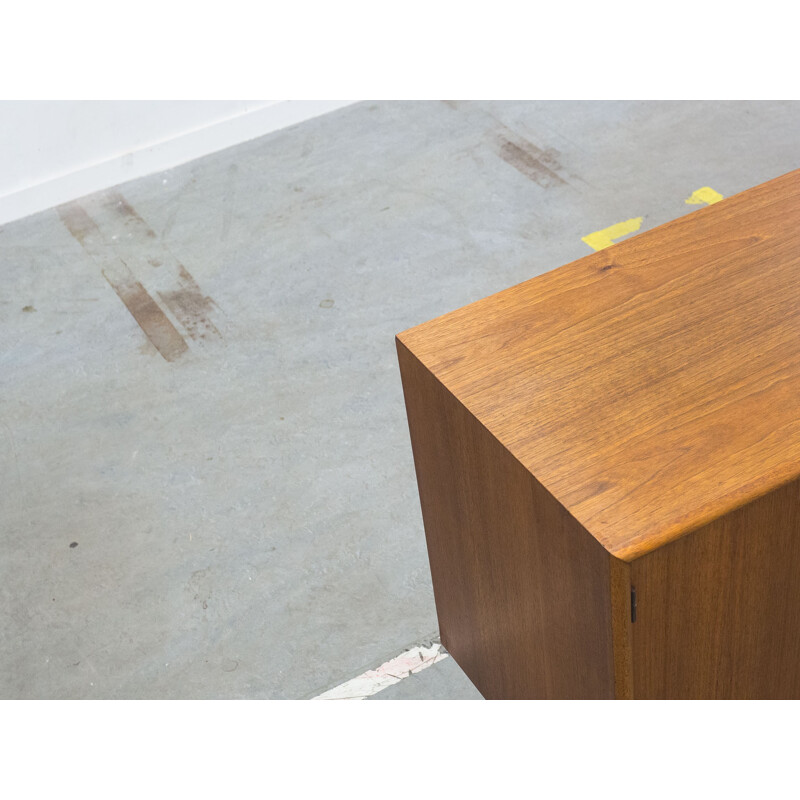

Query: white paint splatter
<box><xmin>312</xmin><ymin>642</ymin><xmax>448</xmax><ymax>700</ymax></box>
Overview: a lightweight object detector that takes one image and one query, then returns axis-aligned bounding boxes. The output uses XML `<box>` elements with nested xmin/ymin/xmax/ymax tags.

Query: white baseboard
<box><xmin>0</xmin><ymin>100</ymin><xmax>356</xmax><ymax>227</ymax></box>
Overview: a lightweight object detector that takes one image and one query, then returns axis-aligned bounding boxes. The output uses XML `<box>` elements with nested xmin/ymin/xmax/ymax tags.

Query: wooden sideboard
<box><xmin>397</xmin><ymin>169</ymin><xmax>800</xmax><ymax>699</ymax></box>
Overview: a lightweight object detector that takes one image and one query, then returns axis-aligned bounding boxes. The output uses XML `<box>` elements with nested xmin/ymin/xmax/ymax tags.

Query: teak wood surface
<box><xmin>397</xmin><ymin>169</ymin><xmax>800</xmax><ymax>699</ymax></box>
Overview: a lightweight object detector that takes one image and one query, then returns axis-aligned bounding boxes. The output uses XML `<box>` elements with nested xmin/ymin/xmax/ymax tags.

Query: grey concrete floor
<box><xmin>2</xmin><ymin>101</ymin><xmax>799</xmax><ymax>699</ymax></box>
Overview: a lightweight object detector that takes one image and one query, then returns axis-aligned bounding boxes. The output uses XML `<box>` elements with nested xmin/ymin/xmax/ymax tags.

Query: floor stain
<box><xmin>158</xmin><ymin>266</ymin><xmax>221</xmax><ymax>341</ymax></box>
<box><xmin>103</xmin><ymin>270</ymin><xmax>188</xmax><ymax>361</ymax></box>
<box><xmin>59</xmin><ymin>199</ymin><xmax>189</xmax><ymax>361</ymax></box>
<box><xmin>57</xmin><ymin>194</ymin><xmax>220</xmax><ymax>359</ymax></box>
<box><xmin>106</xmin><ymin>190</ymin><xmax>157</xmax><ymax>238</ymax></box>
<box><xmin>58</xmin><ymin>201</ymin><xmax>100</xmax><ymax>246</ymax></box>
<box><xmin>495</xmin><ymin>133</ymin><xmax>567</xmax><ymax>188</ymax></box>
<box><xmin>187</xmin><ymin>568</ymin><xmax>213</xmax><ymax>610</ymax></box>
<box><xmin>106</xmin><ymin>192</ymin><xmax>222</xmax><ymax>342</ymax></box>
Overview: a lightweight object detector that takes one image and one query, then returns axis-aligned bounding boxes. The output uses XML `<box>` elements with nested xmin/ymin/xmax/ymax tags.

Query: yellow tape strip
<box><xmin>581</xmin><ymin>217</ymin><xmax>643</xmax><ymax>252</ymax></box>
<box><xmin>685</xmin><ymin>186</ymin><xmax>724</xmax><ymax>206</ymax></box>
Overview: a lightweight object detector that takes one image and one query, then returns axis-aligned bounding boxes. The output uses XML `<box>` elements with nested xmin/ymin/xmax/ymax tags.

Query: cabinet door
<box><xmin>630</xmin><ymin>478</ymin><xmax>800</xmax><ymax>699</ymax></box>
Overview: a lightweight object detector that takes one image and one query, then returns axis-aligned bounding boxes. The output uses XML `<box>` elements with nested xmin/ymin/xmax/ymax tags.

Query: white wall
<box><xmin>0</xmin><ymin>100</ymin><xmax>354</xmax><ymax>226</ymax></box>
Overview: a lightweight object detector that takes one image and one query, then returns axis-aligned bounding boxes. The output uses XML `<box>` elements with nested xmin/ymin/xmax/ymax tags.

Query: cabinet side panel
<box><xmin>631</xmin><ymin>477</ymin><xmax>800</xmax><ymax>699</ymax></box>
<box><xmin>397</xmin><ymin>340</ymin><xmax>615</xmax><ymax>699</ymax></box>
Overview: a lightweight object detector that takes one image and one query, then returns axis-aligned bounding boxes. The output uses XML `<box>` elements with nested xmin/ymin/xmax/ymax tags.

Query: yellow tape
<box><xmin>685</xmin><ymin>186</ymin><xmax>724</xmax><ymax>206</ymax></box>
<box><xmin>581</xmin><ymin>217</ymin><xmax>643</xmax><ymax>252</ymax></box>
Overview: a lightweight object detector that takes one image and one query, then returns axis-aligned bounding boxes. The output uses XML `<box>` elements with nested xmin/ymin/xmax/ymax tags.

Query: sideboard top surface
<box><xmin>397</xmin><ymin>169</ymin><xmax>800</xmax><ymax>561</ymax></box>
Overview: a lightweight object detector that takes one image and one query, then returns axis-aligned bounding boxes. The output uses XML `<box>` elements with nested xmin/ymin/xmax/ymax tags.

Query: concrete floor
<box><xmin>2</xmin><ymin>101</ymin><xmax>799</xmax><ymax>699</ymax></box>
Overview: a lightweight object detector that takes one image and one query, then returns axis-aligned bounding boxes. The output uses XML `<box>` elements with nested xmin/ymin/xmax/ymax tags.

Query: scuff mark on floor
<box><xmin>57</xmin><ymin>192</ymin><xmax>222</xmax><ymax>358</ymax></box>
<box><xmin>158</xmin><ymin>265</ymin><xmax>221</xmax><ymax>342</ymax></box>
<box><xmin>494</xmin><ymin>132</ymin><xmax>567</xmax><ymax>188</ymax></box>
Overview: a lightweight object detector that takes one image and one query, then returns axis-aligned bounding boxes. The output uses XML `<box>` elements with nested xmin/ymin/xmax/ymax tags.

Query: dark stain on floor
<box><xmin>495</xmin><ymin>134</ymin><xmax>567</xmax><ymax>188</ymax></box>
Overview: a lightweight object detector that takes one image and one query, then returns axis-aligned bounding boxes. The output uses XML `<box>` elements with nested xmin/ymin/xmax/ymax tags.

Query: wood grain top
<box><xmin>397</xmin><ymin>169</ymin><xmax>800</xmax><ymax>561</ymax></box>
